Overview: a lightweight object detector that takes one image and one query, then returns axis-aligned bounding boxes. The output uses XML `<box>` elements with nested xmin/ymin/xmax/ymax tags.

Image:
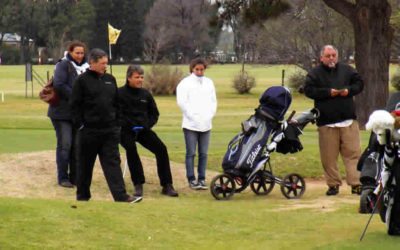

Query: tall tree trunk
<box><xmin>323</xmin><ymin>0</ymin><xmax>393</xmax><ymax>128</ymax></box>
<box><xmin>353</xmin><ymin>2</ymin><xmax>392</xmax><ymax>128</ymax></box>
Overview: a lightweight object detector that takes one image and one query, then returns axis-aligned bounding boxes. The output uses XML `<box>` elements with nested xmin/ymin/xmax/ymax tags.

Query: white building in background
<box><xmin>0</xmin><ymin>33</ymin><xmax>34</xmax><ymax>48</ymax></box>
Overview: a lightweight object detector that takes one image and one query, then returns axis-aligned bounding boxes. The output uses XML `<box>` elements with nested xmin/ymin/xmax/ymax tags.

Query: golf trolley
<box><xmin>210</xmin><ymin>106</ymin><xmax>319</xmax><ymax>200</ymax></box>
<box><xmin>210</xmin><ymin>148</ymin><xmax>306</xmax><ymax>200</ymax></box>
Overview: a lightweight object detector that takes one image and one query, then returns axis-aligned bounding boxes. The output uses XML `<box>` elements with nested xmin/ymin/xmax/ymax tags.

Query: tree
<box><xmin>255</xmin><ymin>0</ymin><xmax>354</xmax><ymax>70</ymax></box>
<box><xmin>388</xmin><ymin>1</ymin><xmax>400</xmax><ymax>60</ymax></box>
<box><xmin>322</xmin><ymin>0</ymin><xmax>393</xmax><ymax>127</ymax></box>
<box><xmin>88</xmin><ymin>0</ymin><xmax>153</xmax><ymax>62</ymax></box>
<box><xmin>37</xmin><ymin>0</ymin><xmax>95</xmax><ymax>59</ymax></box>
<box><xmin>115</xmin><ymin>0</ymin><xmax>155</xmax><ymax>62</ymax></box>
<box><xmin>69</xmin><ymin>0</ymin><xmax>96</xmax><ymax>48</ymax></box>
<box><xmin>89</xmin><ymin>0</ymin><xmax>113</xmax><ymax>51</ymax></box>
<box><xmin>5</xmin><ymin>0</ymin><xmax>39</xmax><ymax>63</ymax></box>
<box><xmin>217</xmin><ymin>0</ymin><xmax>290</xmax><ymax>60</ymax></box>
<box><xmin>144</xmin><ymin>0</ymin><xmax>216</xmax><ymax>63</ymax></box>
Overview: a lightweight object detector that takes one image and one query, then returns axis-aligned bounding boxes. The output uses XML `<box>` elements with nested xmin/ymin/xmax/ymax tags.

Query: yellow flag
<box><xmin>108</xmin><ymin>23</ymin><xmax>121</xmax><ymax>45</ymax></box>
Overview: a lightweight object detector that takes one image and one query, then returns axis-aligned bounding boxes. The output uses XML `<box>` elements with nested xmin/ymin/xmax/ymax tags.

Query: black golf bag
<box><xmin>358</xmin><ymin>133</ymin><xmax>383</xmax><ymax>214</ymax></box>
<box><xmin>380</xmin><ymin>95</ymin><xmax>400</xmax><ymax>236</ymax></box>
<box><xmin>380</xmin><ymin>157</ymin><xmax>400</xmax><ymax>235</ymax></box>
<box><xmin>359</xmin><ymin>93</ymin><xmax>400</xmax><ymax>235</ymax></box>
<box><xmin>222</xmin><ymin>86</ymin><xmax>291</xmax><ymax>172</ymax></box>
<box><xmin>359</xmin><ymin>93</ymin><xmax>400</xmax><ymax>214</ymax></box>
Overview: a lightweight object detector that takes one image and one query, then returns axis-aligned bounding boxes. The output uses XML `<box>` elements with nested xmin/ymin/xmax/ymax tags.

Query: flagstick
<box><xmin>109</xmin><ymin>42</ymin><xmax>113</xmax><ymax>75</ymax></box>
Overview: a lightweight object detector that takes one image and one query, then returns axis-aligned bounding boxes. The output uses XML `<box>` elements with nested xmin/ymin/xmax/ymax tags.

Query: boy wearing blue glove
<box><xmin>119</xmin><ymin>65</ymin><xmax>178</xmax><ymax>198</ymax></box>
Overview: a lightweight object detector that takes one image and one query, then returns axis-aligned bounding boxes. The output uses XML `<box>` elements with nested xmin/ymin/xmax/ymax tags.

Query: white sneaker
<box><xmin>189</xmin><ymin>180</ymin><xmax>201</xmax><ymax>190</ymax></box>
<box><xmin>198</xmin><ymin>180</ymin><xmax>208</xmax><ymax>190</ymax></box>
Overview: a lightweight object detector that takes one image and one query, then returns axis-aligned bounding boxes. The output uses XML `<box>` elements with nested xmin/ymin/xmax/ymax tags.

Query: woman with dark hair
<box><xmin>176</xmin><ymin>58</ymin><xmax>217</xmax><ymax>190</ymax></box>
<box><xmin>48</xmin><ymin>40</ymin><xmax>89</xmax><ymax>188</ymax></box>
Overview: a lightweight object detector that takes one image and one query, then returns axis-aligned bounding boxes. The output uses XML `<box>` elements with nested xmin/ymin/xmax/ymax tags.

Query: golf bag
<box><xmin>359</xmin><ymin>93</ymin><xmax>400</xmax><ymax>217</ymax></box>
<box><xmin>378</xmin><ymin>146</ymin><xmax>400</xmax><ymax>235</ymax></box>
<box><xmin>358</xmin><ymin>133</ymin><xmax>383</xmax><ymax>214</ymax></box>
<box><xmin>381</xmin><ymin>96</ymin><xmax>400</xmax><ymax>236</ymax></box>
<box><xmin>359</xmin><ymin>92</ymin><xmax>400</xmax><ymax>235</ymax></box>
<box><xmin>222</xmin><ymin>86</ymin><xmax>291</xmax><ymax>172</ymax></box>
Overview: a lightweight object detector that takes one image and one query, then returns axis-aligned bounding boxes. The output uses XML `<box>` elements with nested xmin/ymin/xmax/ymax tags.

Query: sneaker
<box><xmin>59</xmin><ymin>180</ymin><xmax>74</xmax><ymax>188</ymax></box>
<box><xmin>198</xmin><ymin>180</ymin><xmax>208</xmax><ymax>190</ymax></box>
<box><xmin>189</xmin><ymin>180</ymin><xmax>201</xmax><ymax>190</ymax></box>
<box><xmin>134</xmin><ymin>184</ymin><xmax>143</xmax><ymax>197</ymax></box>
<box><xmin>125</xmin><ymin>195</ymin><xmax>143</xmax><ymax>203</ymax></box>
<box><xmin>161</xmin><ymin>184</ymin><xmax>179</xmax><ymax>197</ymax></box>
<box><xmin>351</xmin><ymin>185</ymin><xmax>362</xmax><ymax>195</ymax></box>
<box><xmin>326</xmin><ymin>186</ymin><xmax>339</xmax><ymax>196</ymax></box>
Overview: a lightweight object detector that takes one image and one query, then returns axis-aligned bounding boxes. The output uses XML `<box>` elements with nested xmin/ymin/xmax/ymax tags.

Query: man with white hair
<box><xmin>304</xmin><ymin>45</ymin><xmax>364</xmax><ymax>196</ymax></box>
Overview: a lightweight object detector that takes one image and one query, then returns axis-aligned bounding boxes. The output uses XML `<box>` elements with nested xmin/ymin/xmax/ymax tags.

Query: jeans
<box><xmin>51</xmin><ymin>119</ymin><xmax>76</xmax><ymax>184</ymax></box>
<box><xmin>183</xmin><ymin>128</ymin><xmax>211</xmax><ymax>182</ymax></box>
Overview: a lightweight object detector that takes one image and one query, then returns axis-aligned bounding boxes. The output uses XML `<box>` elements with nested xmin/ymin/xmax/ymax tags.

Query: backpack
<box><xmin>39</xmin><ymin>77</ymin><xmax>59</xmax><ymax>106</ymax></box>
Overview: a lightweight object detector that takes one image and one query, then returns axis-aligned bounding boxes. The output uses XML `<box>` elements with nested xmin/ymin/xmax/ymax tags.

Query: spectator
<box><xmin>176</xmin><ymin>58</ymin><xmax>217</xmax><ymax>190</ymax></box>
<box><xmin>119</xmin><ymin>65</ymin><xmax>178</xmax><ymax>198</ymax></box>
<box><xmin>304</xmin><ymin>45</ymin><xmax>363</xmax><ymax>196</ymax></box>
<box><xmin>70</xmin><ymin>48</ymin><xmax>137</xmax><ymax>203</ymax></box>
<box><xmin>48</xmin><ymin>41</ymin><xmax>88</xmax><ymax>188</ymax></box>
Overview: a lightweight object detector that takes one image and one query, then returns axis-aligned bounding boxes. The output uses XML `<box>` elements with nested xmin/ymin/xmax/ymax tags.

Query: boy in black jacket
<box><xmin>119</xmin><ymin>65</ymin><xmax>178</xmax><ymax>198</ymax></box>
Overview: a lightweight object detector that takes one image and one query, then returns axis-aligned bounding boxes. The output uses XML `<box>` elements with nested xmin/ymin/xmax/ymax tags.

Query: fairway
<box><xmin>0</xmin><ymin>150</ymin><xmax>398</xmax><ymax>249</ymax></box>
<box><xmin>0</xmin><ymin>64</ymin><xmax>399</xmax><ymax>248</ymax></box>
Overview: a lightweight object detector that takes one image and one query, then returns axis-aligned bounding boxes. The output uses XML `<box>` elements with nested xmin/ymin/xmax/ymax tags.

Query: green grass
<box><xmin>1</xmin><ymin>64</ymin><xmax>400</xmax><ymax>249</ymax></box>
<box><xmin>0</xmin><ymin>64</ymin><xmax>371</xmax><ymax>177</ymax></box>
<box><xmin>1</xmin><ymin>194</ymin><xmax>400</xmax><ymax>249</ymax></box>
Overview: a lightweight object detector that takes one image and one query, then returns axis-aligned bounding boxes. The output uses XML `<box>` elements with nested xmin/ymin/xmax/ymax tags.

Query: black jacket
<box><xmin>118</xmin><ymin>84</ymin><xmax>159</xmax><ymax>130</ymax></box>
<box><xmin>70</xmin><ymin>69</ymin><xmax>119</xmax><ymax>128</ymax></box>
<box><xmin>304</xmin><ymin>62</ymin><xmax>363</xmax><ymax>126</ymax></box>
<box><xmin>47</xmin><ymin>58</ymin><xmax>77</xmax><ymax>120</ymax></box>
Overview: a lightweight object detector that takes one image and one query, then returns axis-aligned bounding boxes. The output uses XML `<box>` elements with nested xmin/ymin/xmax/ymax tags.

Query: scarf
<box><xmin>65</xmin><ymin>53</ymin><xmax>89</xmax><ymax>75</ymax></box>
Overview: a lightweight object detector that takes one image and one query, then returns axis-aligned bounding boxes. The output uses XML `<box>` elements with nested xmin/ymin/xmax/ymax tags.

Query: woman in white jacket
<box><xmin>176</xmin><ymin>58</ymin><xmax>217</xmax><ymax>190</ymax></box>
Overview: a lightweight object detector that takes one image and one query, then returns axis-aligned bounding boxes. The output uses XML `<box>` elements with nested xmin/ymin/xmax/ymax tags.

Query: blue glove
<box><xmin>132</xmin><ymin>126</ymin><xmax>144</xmax><ymax>133</ymax></box>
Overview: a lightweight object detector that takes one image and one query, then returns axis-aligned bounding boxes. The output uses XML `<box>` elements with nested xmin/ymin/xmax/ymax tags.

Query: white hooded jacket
<box><xmin>176</xmin><ymin>73</ymin><xmax>217</xmax><ymax>132</ymax></box>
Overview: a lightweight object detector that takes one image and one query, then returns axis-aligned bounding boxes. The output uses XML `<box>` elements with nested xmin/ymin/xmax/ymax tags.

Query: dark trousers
<box><xmin>51</xmin><ymin>119</ymin><xmax>76</xmax><ymax>184</ymax></box>
<box><xmin>120</xmin><ymin>128</ymin><xmax>173</xmax><ymax>187</ymax></box>
<box><xmin>76</xmin><ymin>127</ymin><xmax>128</xmax><ymax>201</ymax></box>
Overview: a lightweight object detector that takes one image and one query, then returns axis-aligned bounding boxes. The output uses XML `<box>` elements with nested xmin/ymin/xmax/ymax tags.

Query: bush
<box><xmin>144</xmin><ymin>64</ymin><xmax>184</xmax><ymax>95</ymax></box>
<box><xmin>0</xmin><ymin>45</ymin><xmax>20</xmax><ymax>64</ymax></box>
<box><xmin>391</xmin><ymin>70</ymin><xmax>400</xmax><ymax>91</ymax></box>
<box><xmin>232</xmin><ymin>70</ymin><xmax>256</xmax><ymax>94</ymax></box>
<box><xmin>288</xmin><ymin>70</ymin><xmax>307</xmax><ymax>93</ymax></box>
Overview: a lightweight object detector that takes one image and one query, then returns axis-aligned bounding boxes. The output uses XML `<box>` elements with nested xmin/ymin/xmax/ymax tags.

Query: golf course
<box><xmin>0</xmin><ymin>64</ymin><xmax>399</xmax><ymax>249</ymax></box>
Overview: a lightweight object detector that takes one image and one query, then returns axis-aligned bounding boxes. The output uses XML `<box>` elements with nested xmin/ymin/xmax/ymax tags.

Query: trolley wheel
<box><xmin>250</xmin><ymin>170</ymin><xmax>275</xmax><ymax>195</ymax></box>
<box><xmin>210</xmin><ymin>174</ymin><xmax>236</xmax><ymax>200</ymax></box>
<box><xmin>280</xmin><ymin>173</ymin><xmax>306</xmax><ymax>199</ymax></box>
